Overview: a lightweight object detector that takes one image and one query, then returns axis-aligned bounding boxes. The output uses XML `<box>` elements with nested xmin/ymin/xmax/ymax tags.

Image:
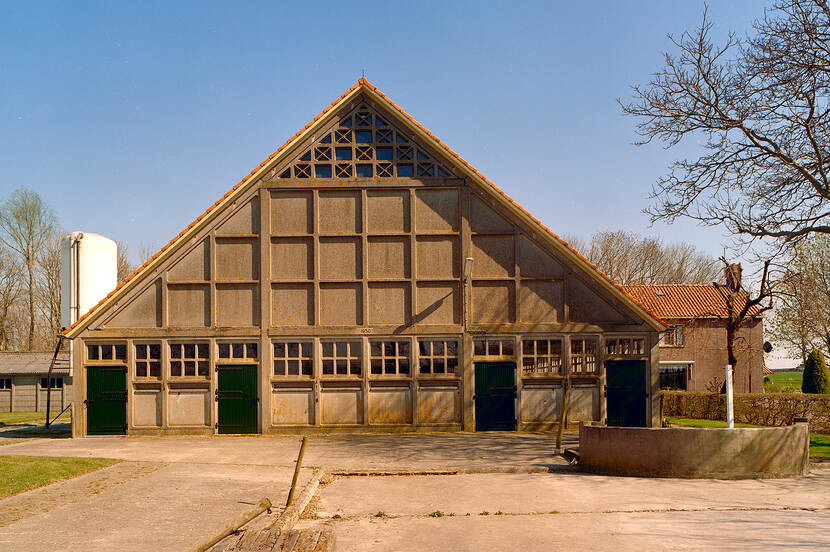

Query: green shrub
<box><xmin>661</xmin><ymin>390</ymin><xmax>830</xmax><ymax>428</ymax></box>
<box><xmin>802</xmin><ymin>349</ymin><xmax>830</xmax><ymax>394</ymax></box>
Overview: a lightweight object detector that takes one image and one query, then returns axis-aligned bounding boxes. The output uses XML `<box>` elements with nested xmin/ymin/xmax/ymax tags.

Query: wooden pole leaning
<box><xmin>188</xmin><ymin>498</ymin><xmax>272</xmax><ymax>552</ymax></box>
<box><xmin>286</xmin><ymin>436</ymin><xmax>308</xmax><ymax>508</ymax></box>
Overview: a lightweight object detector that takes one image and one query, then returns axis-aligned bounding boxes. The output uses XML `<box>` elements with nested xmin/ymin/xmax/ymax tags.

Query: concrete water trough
<box><xmin>579</xmin><ymin>422</ymin><xmax>810</xmax><ymax>479</ymax></box>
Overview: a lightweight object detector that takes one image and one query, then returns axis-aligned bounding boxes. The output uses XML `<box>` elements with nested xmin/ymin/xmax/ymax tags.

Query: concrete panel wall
<box><xmin>520</xmin><ymin>385</ymin><xmax>562</xmax><ymax>423</ymax></box>
<box><xmin>321</xmin><ymin>386</ymin><xmax>363</xmax><ymax>425</ymax></box>
<box><xmin>133</xmin><ymin>388</ymin><xmax>162</xmax><ymax>426</ymax></box>
<box><xmin>368</xmin><ymin>386</ymin><xmax>412</xmax><ymax>424</ymax></box>
<box><xmin>417</xmin><ymin>383</ymin><xmax>461</xmax><ymax>424</ymax></box>
<box><xmin>272</xmin><ymin>387</ymin><xmax>314</xmax><ymax>425</ymax></box>
<box><xmin>168</xmin><ymin>387</ymin><xmax>210</xmax><ymax>426</ymax></box>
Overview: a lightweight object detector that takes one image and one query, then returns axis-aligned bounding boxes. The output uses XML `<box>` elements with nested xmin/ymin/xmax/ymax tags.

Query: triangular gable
<box><xmin>64</xmin><ymin>79</ymin><xmax>665</xmax><ymax>337</ymax></box>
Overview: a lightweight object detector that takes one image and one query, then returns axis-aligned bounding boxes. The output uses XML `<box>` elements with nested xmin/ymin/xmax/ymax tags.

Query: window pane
<box><xmin>136</xmin><ymin>362</ymin><xmax>147</xmax><ymax>377</ymax></box>
<box><xmin>150</xmin><ymin>344</ymin><xmax>161</xmax><ymax>359</ymax></box>
<box><xmin>274</xmin><ymin>342</ymin><xmax>286</xmax><ymax>357</ymax></box>
<box><xmin>274</xmin><ymin>360</ymin><xmax>286</xmax><ymax>375</ymax></box>
<box><xmin>322</xmin><ymin>342</ymin><xmax>333</xmax><ymax>357</ymax></box>
<box><xmin>184</xmin><ymin>361</ymin><xmax>195</xmax><ymax>376</ymax></box>
<box><xmin>502</xmin><ymin>340</ymin><xmax>514</xmax><ymax>356</ymax></box>
<box><xmin>419</xmin><ymin>341</ymin><xmax>430</xmax><ymax>356</ymax></box>
<box><xmin>348</xmin><ymin>342</ymin><xmax>361</xmax><ymax>357</ymax></box>
<box><xmin>219</xmin><ymin>343</ymin><xmax>231</xmax><ymax>358</ymax></box>
<box><xmin>371</xmin><ymin>359</ymin><xmax>382</xmax><ymax>374</ymax></box>
<box><xmin>101</xmin><ymin>346</ymin><xmax>113</xmax><ymax>360</ymax></box>
<box><xmin>336</xmin><ymin>342</ymin><xmax>348</xmax><ymax>356</ymax></box>
<box><xmin>197</xmin><ymin>344</ymin><xmax>208</xmax><ymax>358</ymax></box>
<box><xmin>288</xmin><ymin>342</ymin><xmax>299</xmax><ymax>357</ymax></box>
<box><xmin>184</xmin><ymin>344</ymin><xmax>195</xmax><ymax>358</ymax></box>
<box><xmin>446</xmin><ymin>341</ymin><xmax>457</xmax><ymax>356</ymax></box>
<box><xmin>384</xmin><ymin>359</ymin><xmax>396</xmax><ymax>374</ymax></box>
<box><xmin>433</xmin><ymin>359</ymin><xmax>445</xmax><ymax>373</ymax></box>
<box><xmin>446</xmin><ymin>358</ymin><xmax>458</xmax><ymax>374</ymax></box>
<box><xmin>301</xmin><ymin>342</ymin><xmax>312</xmax><ymax>357</ymax></box>
<box><xmin>287</xmin><ymin>360</ymin><xmax>299</xmax><ymax>375</ymax></box>
<box><xmin>487</xmin><ymin>341</ymin><xmax>499</xmax><ymax>356</ymax></box>
<box><xmin>350</xmin><ymin>359</ymin><xmax>361</xmax><ymax>376</ymax></box>
<box><xmin>115</xmin><ymin>345</ymin><xmax>127</xmax><ymax>360</ymax></box>
<box><xmin>474</xmin><ymin>340</ymin><xmax>485</xmax><ymax>356</ymax></box>
<box><xmin>149</xmin><ymin>362</ymin><xmax>161</xmax><ymax>378</ymax></box>
<box><xmin>384</xmin><ymin>342</ymin><xmax>395</xmax><ymax>356</ymax></box>
<box><xmin>171</xmin><ymin>361</ymin><xmax>182</xmax><ymax>377</ymax></box>
<box><xmin>232</xmin><ymin>343</ymin><xmax>244</xmax><ymax>358</ymax></box>
<box><xmin>322</xmin><ymin>360</ymin><xmax>334</xmax><ymax>375</ymax></box>
<box><xmin>136</xmin><ymin>345</ymin><xmax>147</xmax><ymax>360</ymax></box>
<box><xmin>247</xmin><ymin>343</ymin><xmax>258</xmax><ymax>359</ymax></box>
<box><xmin>399</xmin><ymin>359</ymin><xmax>409</xmax><ymax>374</ymax></box>
<box><xmin>302</xmin><ymin>360</ymin><xmax>312</xmax><ymax>376</ymax></box>
<box><xmin>419</xmin><ymin>359</ymin><xmax>431</xmax><ymax>373</ymax></box>
<box><xmin>197</xmin><ymin>361</ymin><xmax>209</xmax><ymax>377</ymax></box>
<box><xmin>336</xmin><ymin>359</ymin><xmax>348</xmax><ymax>375</ymax></box>
<box><xmin>399</xmin><ymin>341</ymin><xmax>409</xmax><ymax>356</ymax></box>
<box><xmin>87</xmin><ymin>345</ymin><xmax>99</xmax><ymax>360</ymax></box>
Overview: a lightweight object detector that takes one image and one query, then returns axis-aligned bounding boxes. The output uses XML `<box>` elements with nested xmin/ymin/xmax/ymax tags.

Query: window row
<box><xmin>280</xmin><ymin>162</ymin><xmax>450</xmax><ymax>179</ymax></box>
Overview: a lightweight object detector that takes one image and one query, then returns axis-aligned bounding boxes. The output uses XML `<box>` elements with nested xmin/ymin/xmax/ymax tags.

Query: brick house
<box><xmin>622</xmin><ymin>284</ymin><xmax>764</xmax><ymax>393</ymax></box>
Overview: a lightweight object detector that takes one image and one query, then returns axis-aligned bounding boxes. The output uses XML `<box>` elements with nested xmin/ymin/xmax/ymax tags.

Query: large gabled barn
<box><xmin>63</xmin><ymin>79</ymin><xmax>666</xmax><ymax>436</ymax></box>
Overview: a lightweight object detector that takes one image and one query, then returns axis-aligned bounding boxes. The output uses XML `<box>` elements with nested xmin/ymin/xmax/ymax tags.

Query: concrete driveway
<box><xmin>307</xmin><ymin>469</ymin><xmax>830</xmax><ymax>551</ymax></box>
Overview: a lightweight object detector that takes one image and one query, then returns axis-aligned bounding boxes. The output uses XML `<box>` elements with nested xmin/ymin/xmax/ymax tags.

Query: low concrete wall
<box><xmin>579</xmin><ymin>423</ymin><xmax>809</xmax><ymax>479</ymax></box>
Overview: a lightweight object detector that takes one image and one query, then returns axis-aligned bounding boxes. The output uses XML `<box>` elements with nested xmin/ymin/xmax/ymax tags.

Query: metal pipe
<box><xmin>725</xmin><ymin>364</ymin><xmax>734</xmax><ymax>428</ymax></box>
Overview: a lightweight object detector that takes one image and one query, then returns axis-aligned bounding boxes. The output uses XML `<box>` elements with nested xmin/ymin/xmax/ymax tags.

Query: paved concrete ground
<box><xmin>309</xmin><ymin>470</ymin><xmax>830</xmax><ymax>551</ymax></box>
<box><xmin>0</xmin><ymin>432</ymin><xmax>576</xmax><ymax>471</ymax></box>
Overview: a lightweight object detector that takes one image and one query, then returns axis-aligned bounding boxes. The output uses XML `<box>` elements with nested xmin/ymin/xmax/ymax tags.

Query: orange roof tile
<box><xmin>64</xmin><ymin>79</ymin><xmax>666</xmax><ymax>336</ymax></box>
<box><xmin>621</xmin><ymin>284</ymin><xmax>763</xmax><ymax>320</ymax></box>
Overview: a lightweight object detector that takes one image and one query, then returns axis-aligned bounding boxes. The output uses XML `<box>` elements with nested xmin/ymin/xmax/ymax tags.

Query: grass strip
<box><xmin>0</xmin><ymin>456</ymin><xmax>119</xmax><ymax>498</ymax></box>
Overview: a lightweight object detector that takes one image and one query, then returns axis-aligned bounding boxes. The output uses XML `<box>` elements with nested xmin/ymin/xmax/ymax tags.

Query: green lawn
<box><xmin>767</xmin><ymin>371</ymin><xmax>803</xmax><ymax>386</ymax></box>
<box><xmin>668</xmin><ymin>417</ymin><xmax>829</xmax><ymax>459</ymax></box>
<box><xmin>0</xmin><ymin>411</ymin><xmax>71</xmax><ymax>427</ymax></box>
<box><xmin>0</xmin><ymin>456</ymin><xmax>118</xmax><ymax>498</ymax></box>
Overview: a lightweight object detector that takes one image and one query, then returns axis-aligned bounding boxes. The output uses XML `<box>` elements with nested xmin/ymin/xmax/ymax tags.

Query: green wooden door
<box><xmin>86</xmin><ymin>366</ymin><xmax>127</xmax><ymax>435</ymax></box>
<box><xmin>217</xmin><ymin>364</ymin><xmax>258</xmax><ymax>434</ymax></box>
<box><xmin>474</xmin><ymin>361</ymin><xmax>517</xmax><ymax>431</ymax></box>
<box><xmin>606</xmin><ymin>360</ymin><xmax>647</xmax><ymax>427</ymax></box>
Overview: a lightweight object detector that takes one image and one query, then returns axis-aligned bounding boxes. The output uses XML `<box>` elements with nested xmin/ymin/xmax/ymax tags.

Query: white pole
<box><xmin>725</xmin><ymin>364</ymin><xmax>734</xmax><ymax>429</ymax></box>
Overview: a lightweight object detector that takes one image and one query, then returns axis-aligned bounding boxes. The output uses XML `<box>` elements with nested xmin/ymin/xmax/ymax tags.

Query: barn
<box><xmin>62</xmin><ymin>79</ymin><xmax>666</xmax><ymax>436</ymax></box>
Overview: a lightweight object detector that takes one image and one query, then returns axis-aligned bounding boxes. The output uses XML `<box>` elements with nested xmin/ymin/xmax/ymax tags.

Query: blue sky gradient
<box><xmin>0</xmin><ymin>1</ymin><xmax>763</xmax><ymax>263</ymax></box>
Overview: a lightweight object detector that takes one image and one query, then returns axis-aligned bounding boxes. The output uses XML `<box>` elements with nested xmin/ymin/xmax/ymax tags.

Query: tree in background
<box><xmin>770</xmin><ymin>235</ymin><xmax>830</xmax><ymax>362</ymax></box>
<box><xmin>565</xmin><ymin>230</ymin><xmax>719</xmax><ymax>284</ymax></box>
<box><xmin>36</xmin><ymin>234</ymin><xmax>62</xmax><ymax>341</ymax></box>
<box><xmin>0</xmin><ymin>188</ymin><xmax>57</xmax><ymax>350</ymax></box>
<box><xmin>802</xmin><ymin>348</ymin><xmax>830</xmax><ymax>394</ymax></box>
<box><xmin>621</xmin><ymin>1</ymin><xmax>830</xmax><ymax>253</ymax></box>
<box><xmin>0</xmin><ymin>244</ymin><xmax>21</xmax><ymax>350</ymax></box>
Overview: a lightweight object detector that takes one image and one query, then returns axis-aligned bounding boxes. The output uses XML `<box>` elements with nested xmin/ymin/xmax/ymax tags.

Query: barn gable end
<box><xmin>68</xmin><ymin>80</ymin><xmax>663</xmax><ymax>437</ymax></box>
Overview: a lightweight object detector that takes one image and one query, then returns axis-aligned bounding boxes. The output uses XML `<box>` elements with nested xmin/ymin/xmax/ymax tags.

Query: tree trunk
<box><xmin>27</xmin><ymin>259</ymin><xmax>34</xmax><ymax>351</ymax></box>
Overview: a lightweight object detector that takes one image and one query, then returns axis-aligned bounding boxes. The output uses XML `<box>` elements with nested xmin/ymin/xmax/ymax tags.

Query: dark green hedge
<box><xmin>661</xmin><ymin>391</ymin><xmax>830</xmax><ymax>428</ymax></box>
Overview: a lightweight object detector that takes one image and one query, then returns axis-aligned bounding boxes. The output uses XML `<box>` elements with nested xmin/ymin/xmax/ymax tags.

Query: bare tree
<box><xmin>770</xmin><ymin>235</ymin><xmax>830</xmax><ymax>359</ymax></box>
<box><xmin>621</xmin><ymin>1</ymin><xmax>830</xmax><ymax>251</ymax></box>
<box><xmin>0</xmin><ymin>244</ymin><xmax>21</xmax><ymax>351</ymax></box>
<box><xmin>566</xmin><ymin>231</ymin><xmax>719</xmax><ymax>284</ymax></box>
<box><xmin>714</xmin><ymin>259</ymin><xmax>776</xmax><ymax>378</ymax></box>
<box><xmin>116</xmin><ymin>240</ymin><xmax>134</xmax><ymax>283</ymax></box>
<box><xmin>36</xmin><ymin>233</ymin><xmax>62</xmax><ymax>346</ymax></box>
<box><xmin>0</xmin><ymin>189</ymin><xmax>57</xmax><ymax>350</ymax></box>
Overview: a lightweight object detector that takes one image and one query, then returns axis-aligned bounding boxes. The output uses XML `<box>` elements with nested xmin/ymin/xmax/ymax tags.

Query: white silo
<box><xmin>60</xmin><ymin>232</ymin><xmax>118</xmax><ymax>330</ymax></box>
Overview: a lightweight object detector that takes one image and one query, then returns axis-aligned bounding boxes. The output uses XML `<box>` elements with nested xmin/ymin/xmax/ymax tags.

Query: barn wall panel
<box><xmin>321</xmin><ymin>386</ymin><xmax>363</xmax><ymax>425</ymax></box>
<box><xmin>168</xmin><ymin>388</ymin><xmax>210</xmax><ymax>426</ymax></box>
<box><xmin>417</xmin><ymin>384</ymin><xmax>460</xmax><ymax>423</ymax></box>
<box><xmin>133</xmin><ymin>388</ymin><xmax>162</xmax><ymax>426</ymax></box>
<box><xmin>272</xmin><ymin>387</ymin><xmax>314</xmax><ymax>425</ymax></box>
<box><xmin>368</xmin><ymin>386</ymin><xmax>412</xmax><ymax>424</ymax></box>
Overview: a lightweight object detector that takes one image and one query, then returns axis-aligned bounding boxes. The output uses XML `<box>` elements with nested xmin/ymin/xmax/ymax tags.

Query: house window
<box><xmin>0</xmin><ymin>378</ymin><xmax>11</xmax><ymax>389</ymax></box>
<box><xmin>521</xmin><ymin>338</ymin><xmax>563</xmax><ymax>375</ymax></box>
<box><xmin>473</xmin><ymin>338</ymin><xmax>515</xmax><ymax>357</ymax></box>
<box><xmin>606</xmin><ymin>337</ymin><xmax>646</xmax><ymax>356</ymax></box>
<box><xmin>40</xmin><ymin>377</ymin><xmax>63</xmax><ymax>389</ymax></box>
<box><xmin>322</xmin><ymin>341</ymin><xmax>361</xmax><ymax>376</ymax></box>
<box><xmin>661</xmin><ymin>326</ymin><xmax>684</xmax><ymax>347</ymax></box>
<box><xmin>370</xmin><ymin>340</ymin><xmax>410</xmax><ymax>376</ymax></box>
<box><xmin>135</xmin><ymin>344</ymin><xmax>161</xmax><ymax>378</ymax></box>
<box><xmin>659</xmin><ymin>363</ymin><xmax>689</xmax><ymax>390</ymax></box>
<box><xmin>274</xmin><ymin>342</ymin><xmax>313</xmax><ymax>376</ymax></box>
<box><xmin>218</xmin><ymin>342</ymin><xmax>259</xmax><ymax>361</ymax></box>
<box><xmin>571</xmin><ymin>338</ymin><xmax>597</xmax><ymax>373</ymax></box>
<box><xmin>418</xmin><ymin>339</ymin><xmax>458</xmax><ymax>375</ymax></box>
<box><xmin>87</xmin><ymin>343</ymin><xmax>127</xmax><ymax>362</ymax></box>
<box><xmin>169</xmin><ymin>343</ymin><xmax>209</xmax><ymax>378</ymax></box>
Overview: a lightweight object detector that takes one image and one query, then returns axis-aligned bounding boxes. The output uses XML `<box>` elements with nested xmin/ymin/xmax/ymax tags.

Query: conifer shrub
<box><xmin>802</xmin><ymin>349</ymin><xmax>830</xmax><ymax>394</ymax></box>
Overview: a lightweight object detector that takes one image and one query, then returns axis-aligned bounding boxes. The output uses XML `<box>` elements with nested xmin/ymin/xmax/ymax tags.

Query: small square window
<box><xmin>335</xmin><ymin>147</ymin><xmax>352</xmax><ymax>161</ymax></box>
<box><xmin>355</xmin><ymin>130</ymin><xmax>372</xmax><ymax>143</ymax></box>
<box><xmin>356</xmin><ymin>164</ymin><xmax>373</xmax><ymax>178</ymax></box>
<box><xmin>397</xmin><ymin>164</ymin><xmax>414</xmax><ymax>177</ymax></box>
<box><xmin>315</xmin><ymin>165</ymin><xmax>332</xmax><ymax>178</ymax></box>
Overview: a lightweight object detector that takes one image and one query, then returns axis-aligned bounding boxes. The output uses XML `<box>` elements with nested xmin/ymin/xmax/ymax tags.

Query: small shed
<box><xmin>0</xmin><ymin>351</ymin><xmax>72</xmax><ymax>413</ymax></box>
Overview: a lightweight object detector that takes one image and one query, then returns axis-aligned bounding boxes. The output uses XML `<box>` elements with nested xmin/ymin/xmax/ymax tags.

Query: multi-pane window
<box><xmin>606</xmin><ymin>337</ymin><xmax>646</xmax><ymax>356</ymax></box>
<box><xmin>0</xmin><ymin>378</ymin><xmax>11</xmax><ymax>389</ymax></box>
<box><xmin>218</xmin><ymin>342</ymin><xmax>259</xmax><ymax>361</ymax></box>
<box><xmin>322</xmin><ymin>341</ymin><xmax>362</xmax><ymax>376</ymax></box>
<box><xmin>660</xmin><ymin>326</ymin><xmax>684</xmax><ymax>347</ymax></box>
<box><xmin>418</xmin><ymin>339</ymin><xmax>459</xmax><ymax>375</ymax></box>
<box><xmin>521</xmin><ymin>338</ymin><xmax>563</xmax><ymax>375</ymax></box>
<box><xmin>87</xmin><ymin>343</ymin><xmax>127</xmax><ymax>362</ymax></box>
<box><xmin>135</xmin><ymin>344</ymin><xmax>161</xmax><ymax>378</ymax></box>
<box><xmin>169</xmin><ymin>343</ymin><xmax>209</xmax><ymax>377</ymax></box>
<box><xmin>275</xmin><ymin>106</ymin><xmax>455</xmax><ymax>180</ymax></box>
<box><xmin>370</xmin><ymin>340</ymin><xmax>410</xmax><ymax>375</ymax></box>
<box><xmin>274</xmin><ymin>342</ymin><xmax>313</xmax><ymax>376</ymax></box>
<box><xmin>473</xmin><ymin>338</ymin><xmax>515</xmax><ymax>357</ymax></box>
<box><xmin>40</xmin><ymin>377</ymin><xmax>63</xmax><ymax>389</ymax></box>
<box><xmin>571</xmin><ymin>338</ymin><xmax>597</xmax><ymax>373</ymax></box>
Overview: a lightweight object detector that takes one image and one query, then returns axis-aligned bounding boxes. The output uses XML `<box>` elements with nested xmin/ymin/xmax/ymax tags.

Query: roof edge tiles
<box><xmin>64</xmin><ymin>79</ymin><xmax>666</xmax><ymax>337</ymax></box>
<box><xmin>622</xmin><ymin>284</ymin><xmax>763</xmax><ymax>320</ymax></box>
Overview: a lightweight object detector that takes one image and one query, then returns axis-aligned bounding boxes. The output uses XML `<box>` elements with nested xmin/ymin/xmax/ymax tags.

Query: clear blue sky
<box><xmin>0</xmin><ymin>1</ymin><xmax>762</xmax><ymax>264</ymax></box>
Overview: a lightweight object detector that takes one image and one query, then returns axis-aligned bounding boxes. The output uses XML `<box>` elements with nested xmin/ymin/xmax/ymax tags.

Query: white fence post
<box><xmin>725</xmin><ymin>364</ymin><xmax>734</xmax><ymax>429</ymax></box>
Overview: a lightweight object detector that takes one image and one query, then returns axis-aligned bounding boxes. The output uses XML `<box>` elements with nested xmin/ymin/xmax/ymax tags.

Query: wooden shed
<box><xmin>62</xmin><ymin>79</ymin><xmax>666</xmax><ymax>436</ymax></box>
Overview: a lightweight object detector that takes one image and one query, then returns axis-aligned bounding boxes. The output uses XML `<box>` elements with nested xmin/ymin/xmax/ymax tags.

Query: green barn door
<box><xmin>86</xmin><ymin>366</ymin><xmax>127</xmax><ymax>435</ymax></box>
<box><xmin>606</xmin><ymin>360</ymin><xmax>647</xmax><ymax>427</ymax></box>
<box><xmin>474</xmin><ymin>362</ymin><xmax>517</xmax><ymax>431</ymax></box>
<box><xmin>217</xmin><ymin>365</ymin><xmax>258</xmax><ymax>434</ymax></box>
